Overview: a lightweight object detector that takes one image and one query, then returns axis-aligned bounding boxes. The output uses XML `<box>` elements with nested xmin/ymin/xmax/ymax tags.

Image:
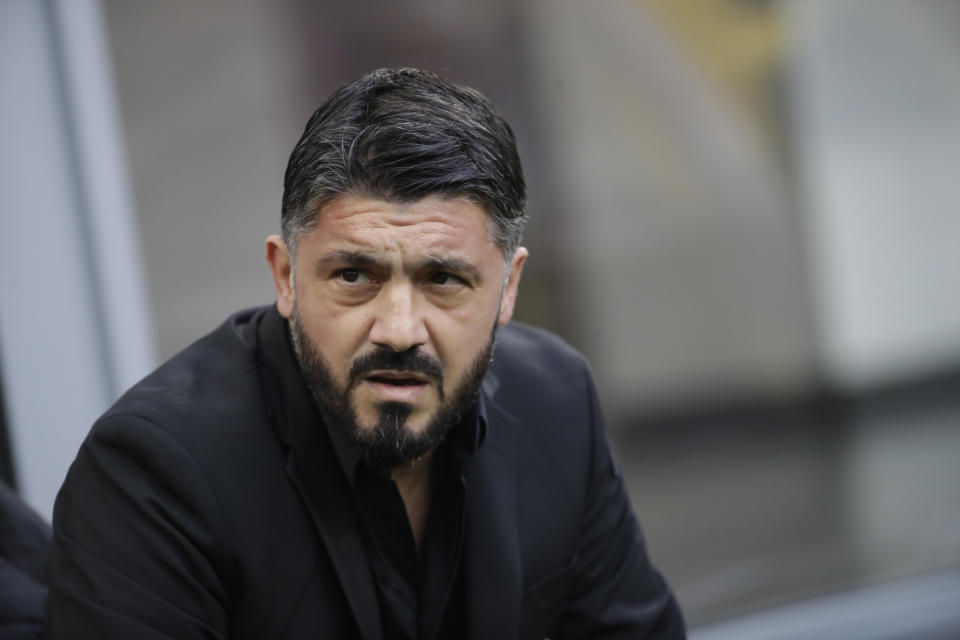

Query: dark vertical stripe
<box><xmin>0</xmin><ymin>361</ymin><xmax>17</xmax><ymax>487</ymax></box>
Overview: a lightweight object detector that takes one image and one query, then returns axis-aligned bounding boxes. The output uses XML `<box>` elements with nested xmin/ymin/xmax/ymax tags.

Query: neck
<box><xmin>391</xmin><ymin>448</ymin><xmax>437</xmax><ymax>553</ymax></box>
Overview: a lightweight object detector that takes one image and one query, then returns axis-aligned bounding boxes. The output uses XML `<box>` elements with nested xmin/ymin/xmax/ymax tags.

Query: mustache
<box><xmin>348</xmin><ymin>348</ymin><xmax>444</xmax><ymax>385</ymax></box>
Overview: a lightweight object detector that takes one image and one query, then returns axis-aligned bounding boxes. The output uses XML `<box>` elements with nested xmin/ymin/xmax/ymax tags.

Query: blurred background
<box><xmin>2</xmin><ymin>0</ymin><xmax>959</xmax><ymax>637</ymax></box>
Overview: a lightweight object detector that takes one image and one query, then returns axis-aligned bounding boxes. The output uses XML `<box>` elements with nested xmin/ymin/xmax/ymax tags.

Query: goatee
<box><xmin>289</xmin><ymin>307</ymin><xmax>494</xmax><ymax>468</ymax></box>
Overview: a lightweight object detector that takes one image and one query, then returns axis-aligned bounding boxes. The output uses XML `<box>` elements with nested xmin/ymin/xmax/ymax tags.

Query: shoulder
<box><xmin>53</xmin><ymin>307</ymin><xmax>294</xmax><ymax>593</ymax></box>
<box><xmin>490</xmin><ymin>321</ymin><xmax>591</xmax><ymax>389</ymax></box>
<box><xmin>76</xmin><ymin>306</ymin><xmax>285</xmax><ymax>507</ymax></box>
<box><xmin>485</xmin><ymin>322</ymin><xmax>599</xmax><ymax>449</ymax></box>
<box><xmin>100</xmin><ymin>306</ymin><xmax>269</xmax><ymax>443</ymax></box>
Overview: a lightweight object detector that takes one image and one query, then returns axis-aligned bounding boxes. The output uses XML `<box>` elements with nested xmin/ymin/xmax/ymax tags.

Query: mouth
<box><xmin>363</xmin><ymin>371</ymin><xmax>431</xmax><ymax>386</ymax></box>
<box><xmin>359</xmin><ymin>371</ymin><xmax>433</xmax><ymax>403</ymax></box>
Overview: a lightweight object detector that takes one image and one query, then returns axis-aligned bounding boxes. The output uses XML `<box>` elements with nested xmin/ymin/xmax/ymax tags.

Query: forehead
<box><xmin>301</xmin><ymin>195</ymin><xmax>500</xmax><ymax>256</ymax></box>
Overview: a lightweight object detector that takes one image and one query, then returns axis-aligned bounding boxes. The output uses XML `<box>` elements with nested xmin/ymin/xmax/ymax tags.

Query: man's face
<box><xmin>267</xmin><ymin>195</ymin><xmax>526</xmax><ymax>467</ymax></box>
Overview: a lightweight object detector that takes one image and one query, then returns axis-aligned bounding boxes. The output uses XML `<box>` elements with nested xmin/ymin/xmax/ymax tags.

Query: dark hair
<box><xmin>281</xmin><ymin>68</ymin><xmax>527</xmax><ymax>259</ymax></box>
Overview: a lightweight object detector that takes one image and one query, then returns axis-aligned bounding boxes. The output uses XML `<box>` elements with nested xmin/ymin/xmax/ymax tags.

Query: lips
<box><xmin>364</xmin><ymin>372</ymin><xmax>430</xmax><ymax>386</ymax></box>
<box><xmin>367</xmin><ymin>377</ymin><xmax>423</xmax><ymax>386</ymax></box>
<box><xmin>360</xmin><ymin>371</ymin><xmax>432</xmax><ymax>403</ymax></box>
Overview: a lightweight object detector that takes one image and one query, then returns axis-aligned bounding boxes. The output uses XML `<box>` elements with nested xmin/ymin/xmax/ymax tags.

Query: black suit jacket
<box><xmin>47</xmin><ymin>306</ymin><xmax>684</xmax><ymax>639</ymax></box>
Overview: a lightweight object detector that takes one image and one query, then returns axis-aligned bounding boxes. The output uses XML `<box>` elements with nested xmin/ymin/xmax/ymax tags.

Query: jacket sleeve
<box><xmin>47</xmin><ymin>414</ymin><xmax>233</xmax><ymax>639</ymax></box>
<box><xmin>556</xmin><ymin>370</ymin><xmax>686</xmax><ymax>639</ymax></box>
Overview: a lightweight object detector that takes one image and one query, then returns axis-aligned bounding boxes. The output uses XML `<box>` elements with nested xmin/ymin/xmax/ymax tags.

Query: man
<box><xmin>47</xmin><ymin>68</ymin><xmax>684</xmax><ymax>639</ymax></box>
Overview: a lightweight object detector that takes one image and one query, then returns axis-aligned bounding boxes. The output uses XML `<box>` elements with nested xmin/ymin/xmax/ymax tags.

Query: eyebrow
<box><xmin>315</xmin><ymin>251</ymin><xmax>483</xmax><ymax>282</ymax></box>
<box><xmin>314</xmin><ymin>251</ymin><xmax>388</xmax><ymax>273</ymax></box>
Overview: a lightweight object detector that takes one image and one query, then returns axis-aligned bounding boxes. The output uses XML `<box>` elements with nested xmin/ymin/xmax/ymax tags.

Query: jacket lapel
<box><xmin>463</xmin><ymin>385</ymin><xmax>522</xmax><ymax>640</ymax></box>
<box><xmin>255</xmin><ymin>307</ymin><xmax>382</xmax><ymax>640</ymax></box>
<box><xmin>285</xmin><ymin>440</ymin><xmax>382</xmax><ymax>640</ymax></box>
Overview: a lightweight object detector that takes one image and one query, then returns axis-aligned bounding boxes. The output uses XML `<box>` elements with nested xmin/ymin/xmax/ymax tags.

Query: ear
<box><xmin>265</xmin><ymin>234</ymin><xmax>294</xmax><ymax>319</ymax></box>
<box><xmin>497</xmin><ymin>247</ymin><xmax>528</xmax><ymax>327</ymax></box>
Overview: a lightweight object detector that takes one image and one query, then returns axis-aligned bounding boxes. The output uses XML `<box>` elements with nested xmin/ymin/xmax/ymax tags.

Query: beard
<box><xmin>289</xmin><ymin>307</ymin><xmax>495</xmax><ymax>469</ymax></box>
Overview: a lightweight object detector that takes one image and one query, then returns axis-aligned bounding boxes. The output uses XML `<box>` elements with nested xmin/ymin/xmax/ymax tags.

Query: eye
<box><xmin>429</xmin><ymin>272</ymin><xmax>464</xmax><ymax>286</ymax></box>
<box><xmin>335</xmin><ymin>268</ymin><xmax>369</xmax><ymax>284</ymax></box>
<box><xmin>430</xmin><ymin>272</ymin><xmax>451</xmax><ymax>285</ymax></box>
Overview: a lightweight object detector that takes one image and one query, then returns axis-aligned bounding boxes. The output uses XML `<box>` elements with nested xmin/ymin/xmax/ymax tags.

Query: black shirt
<box><xmin>326</xmin><ymin>405</ymin><xmax>485</xmax><ymax>640</ymax></box>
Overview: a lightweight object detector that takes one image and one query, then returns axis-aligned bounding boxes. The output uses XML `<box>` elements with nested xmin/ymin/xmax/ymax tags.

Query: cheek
<box><xmin>297</xmin><ymin>302</ymin><xmax>371</xmax><ymax>361</ymax></box>
<box><xmin>445</xmin><ymin>286</ymin><xmax>503</xmax><ymax>325</ymax></box>
<box><xmin>430</xmin><ymin>306</ymin><xmax>497</xmax><ymax>373</ymax></box>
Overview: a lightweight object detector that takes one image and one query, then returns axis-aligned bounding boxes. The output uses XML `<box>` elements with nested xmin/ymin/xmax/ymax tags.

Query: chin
<box><xmin>356</xmin><ymin>404</ymin><xmax>432</xmax><ymax>436</ymax></box>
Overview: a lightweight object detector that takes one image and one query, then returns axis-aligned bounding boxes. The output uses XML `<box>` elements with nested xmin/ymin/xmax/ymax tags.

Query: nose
<box><xmin>368</xmin><ymin>282</ymin><xmax>428</xmax><ymax>353</ymax></box>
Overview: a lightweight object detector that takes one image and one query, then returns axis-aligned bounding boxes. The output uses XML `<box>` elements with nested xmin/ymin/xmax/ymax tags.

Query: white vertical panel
<box><xmin>0</xmin><ymin>0</ymin><xmax>155</xmax><ymax>519</ymax></box>
<box><xmin>51</xmin><ymin>0</ymin><xmax>157</xmax><ymax>392</ymax></box>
